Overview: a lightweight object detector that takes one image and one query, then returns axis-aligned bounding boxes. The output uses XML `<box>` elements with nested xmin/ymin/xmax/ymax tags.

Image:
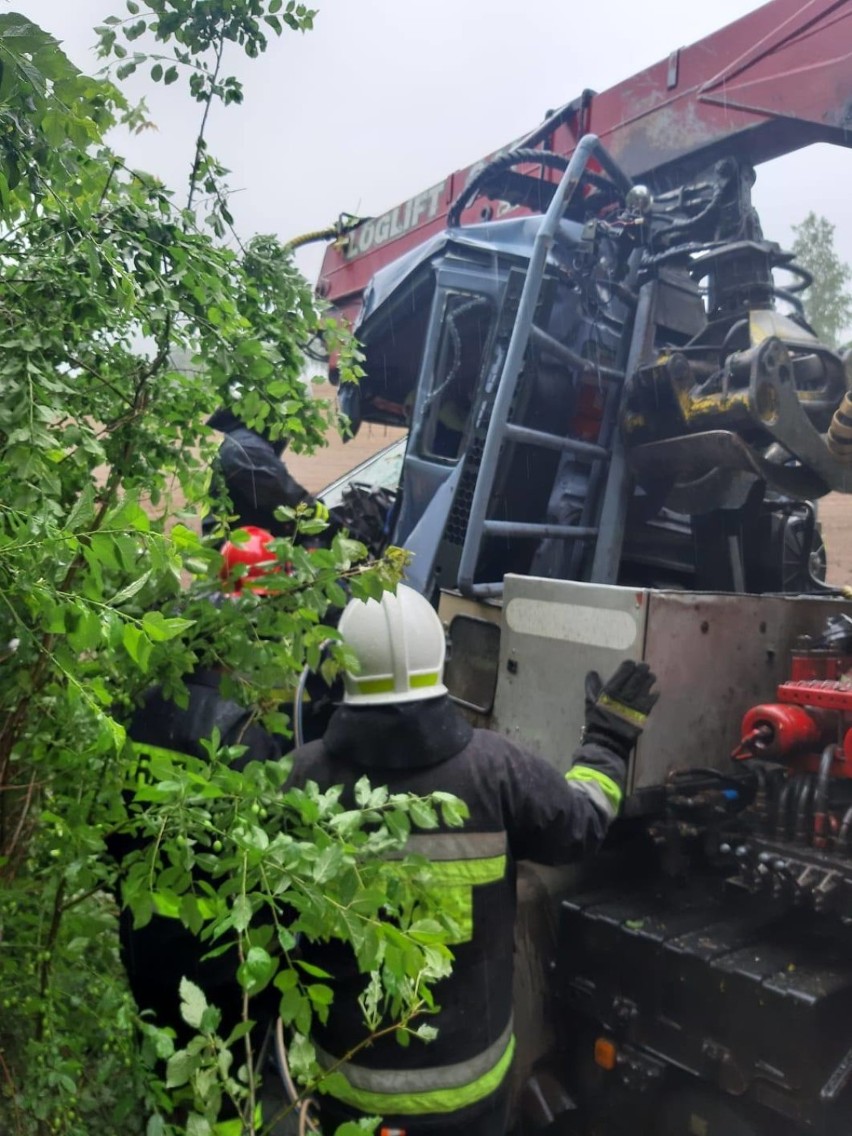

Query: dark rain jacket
<box><xmin>285</xmin><ymin>695</ymin><xmax>625</xmax><ymax>1123</ymax></box>
<box><xmin>112</xmin><ymin>669</ymin><xmax>282</xmax><ymax>1044</ymax></box>
<box><xmin>204</xmin><ymin>408</ymin><xmax>313</xmax><ymax>538</ymax></box>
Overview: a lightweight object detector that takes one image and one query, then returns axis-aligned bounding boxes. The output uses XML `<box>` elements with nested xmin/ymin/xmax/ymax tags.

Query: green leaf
<box><xmin>409</xmin><ymin>800</ymin><xmax>439</xmax><ymax>830</ymax></box>
<box><xmin>141</xmin><ymin>611</ymin><xmax>195</xmax><ymax>641</ymax></box>
<box><xmin>185</xmin><ymin>1114</ymin><xmax>212</xmax><ymax>1136</ymax></box>
<box><xmin>146</xmin><ymin>1115</ymin><xmax>167</xmax><ymax>1136</ymax></box>
<box><xmin>165</xmin><ymin>1046</ymin><xmax>197</xmax><ymax>1087</ymax></box>
<box><xmin>307</xmin><ymin>982</ymin><xmax>333</xmax><ymax>1006</ymax></box>
<box><xmin>237</xmin><ymin>945</ymin><xmax>276</xmax><ymax>994</ymax></box>
<box><xmin>122</xmin><ymin>623</ymin><xmax>152</xmax><ymax>671</ymax></box>
<box><xmin>295</xmin><ymin>959</ymin><xmax>332</xmax><ymax>979</ymax></box>
<box><xmin>232</xmin><ymin>894</ymin><xmax>252</xmax><ymax>933</ymax></box>
<box><xmin>274</xmin><ymin>967</ymin><xmax>299</xmax><ymax>992</ymax></box>
<box><xmin>110</xmin><ymin>569</ymin><xmax>151</xmax><ymax>606</ymax></box>
<box><xmin>178</xmin><ymin>978</ymin><xmax>208</xmax><ymax>1030</ymax></box>
<box><xmin>313</xmin><ymin>843</ymin><xmax>344</xmax><ymax>884</ymax></box>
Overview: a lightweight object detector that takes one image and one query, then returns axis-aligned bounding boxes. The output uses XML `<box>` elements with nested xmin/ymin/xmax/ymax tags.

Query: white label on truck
<box><xmin>505</xmin><ymin>598</ymin><xmax>638</xmax><ymax>649</ymax></box>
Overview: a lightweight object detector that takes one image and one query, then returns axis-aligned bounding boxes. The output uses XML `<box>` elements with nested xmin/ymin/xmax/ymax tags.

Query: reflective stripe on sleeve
<box><xmin>316</xmin><ymin>1018</ymin><xmax>515</xmax><ymax>1115</ymax></box>
<box><xmin>565</xmin><ymin>765</ymin><xmax>622</xmax><ymax>818</ymax></box>
<box><xmin>596</xmin><ymin>693</ymin><xmax>647</xmax><ymax>727</ymax></box>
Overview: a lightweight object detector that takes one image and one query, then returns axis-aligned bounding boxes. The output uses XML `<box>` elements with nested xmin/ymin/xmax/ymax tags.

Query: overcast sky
<box><xmin>18</xmin><ymin>0</ymin><xmax>852</xmax><ymax>286</ymax></box>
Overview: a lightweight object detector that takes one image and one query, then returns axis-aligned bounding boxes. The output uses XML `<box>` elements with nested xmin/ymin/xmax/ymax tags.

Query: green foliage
<box><xmin>791</xmin><ymin>211</ymin><xmax>852</xmax><ymax>348</ymax></box>
<box><xmin>0</xmin><ymin>5</ymin><xmax>455</xmax><ymax>1135</ymax></box>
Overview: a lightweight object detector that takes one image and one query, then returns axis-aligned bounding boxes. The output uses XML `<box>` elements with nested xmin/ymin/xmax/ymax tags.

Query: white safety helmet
<box><xmin>339</xmin><ymin>584</ymin><xmax>448</xmax><ymax>706</ymax></box>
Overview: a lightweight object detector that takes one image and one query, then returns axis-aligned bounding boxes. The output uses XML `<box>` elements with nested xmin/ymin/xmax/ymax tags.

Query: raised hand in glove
<box><xmin>584</xmin><ymin>660</ymin><xmax>659</xmax><ymax>761</ymax></box>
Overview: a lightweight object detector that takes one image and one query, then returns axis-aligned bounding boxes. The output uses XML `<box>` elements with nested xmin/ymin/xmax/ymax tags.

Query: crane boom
<box><xmin>318</xmin><ymin>0</ymin><xmax>852</xmax><ymax>323</ymax></box>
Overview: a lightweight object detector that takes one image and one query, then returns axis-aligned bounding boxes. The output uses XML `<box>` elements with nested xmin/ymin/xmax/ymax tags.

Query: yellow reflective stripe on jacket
<box><xmin>397</xmin><ymin>832</ymin><xmax>507</xmax><ymax>861</ymax></box>
<box><xmin>317</xmin><ymin>1020</ymin><xmax>515</xmax><ymax>1115</ymax></box>
<box><xmin>565</xmin><ymin>765</ymin><xmax>623</xmax><ymax>816</ymax></box>
<box><xmin>387</xmin><ymin>831</ymin><xmax>507</xmax><ymax>943</ymax></box>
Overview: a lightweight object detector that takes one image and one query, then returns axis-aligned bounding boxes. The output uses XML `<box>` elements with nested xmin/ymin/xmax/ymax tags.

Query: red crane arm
<box><xmin>317</xmin><ymin>0</ymin><xmax>852</xmax><ymax>324</ymax></box>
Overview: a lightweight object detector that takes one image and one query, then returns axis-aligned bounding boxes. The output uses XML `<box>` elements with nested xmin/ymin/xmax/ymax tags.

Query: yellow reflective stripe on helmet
<box><xmin>352</xmin><ymin>672</ymin><xmax>442</xmax><ymax>695</ymax></box>
<box><xmin>409</xmin><ymin>672</ymin><xmax>441</xmax><ymax>689</ymax></box>
<box><xmin>319</xmin><ymin>1026</ymin><xmax>515</xmax><ymax>1115</ymax></box>
<box><xmin>565</xmin><ymin>765</ymin><xmax>623</xmax><ymax>815</ymax></box>
<box><xmin>352</xmin><ymin>676</ymin><xmax>396</xmax><ymax>695</ymax></box>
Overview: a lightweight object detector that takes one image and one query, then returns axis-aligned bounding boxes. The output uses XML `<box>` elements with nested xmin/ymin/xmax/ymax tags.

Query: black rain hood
<box><xmin>207</xmin><ymin>407</ymin><xmax>286</xmax><ymax>455</ymax></box>
<box><xmin>323</xmin><ymin>695</ymin><xmax>473</xmax><ymax>771</ymax></box>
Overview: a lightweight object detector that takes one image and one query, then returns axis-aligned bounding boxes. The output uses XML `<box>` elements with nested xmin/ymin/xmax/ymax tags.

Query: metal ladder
<box><xmin>456</xmin><ymin>134</ymin><xmax>635</xmax><ymax>598</ymax></box>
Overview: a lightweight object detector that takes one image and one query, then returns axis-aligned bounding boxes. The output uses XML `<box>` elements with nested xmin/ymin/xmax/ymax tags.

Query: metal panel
<box><xmin>492</xmin><ymin>576</ymin><xmax>648</xmax><ymax>772</ymax></box>
<box><xmin>491</xmin><ymin>575</ymin><xmax>852</xmax><ymax>799</ymax></box>
<box><xmin>636</xmin><ymin>589</ymin><xmax>852</xmax><ymax>791</ymax></box>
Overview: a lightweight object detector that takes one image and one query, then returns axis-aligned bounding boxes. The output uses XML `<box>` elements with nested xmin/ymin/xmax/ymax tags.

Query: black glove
<box><xmin>584</xmin><ymin>660</ymin><xmax>659</xmax><ymax>760</ymax></box>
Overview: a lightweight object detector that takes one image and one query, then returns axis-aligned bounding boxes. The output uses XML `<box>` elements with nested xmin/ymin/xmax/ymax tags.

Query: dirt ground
<box><xmin>813</xmin><ymin>493</ymin><xmax>852</xmax><ymax>588</ymax></box>
<box><xmin>286</xmin><ymin>398</ymin><xmax>852</xmax><ymax>589</ymax></box>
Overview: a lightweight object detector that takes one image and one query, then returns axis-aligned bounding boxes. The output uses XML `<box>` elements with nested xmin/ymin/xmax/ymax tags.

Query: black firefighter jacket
<box><xmin>285</xmin><ymin>694</ymin><xmax>626</xmax><ymax>1121</ymax></box>
<box><xmin>111</xmin><ymin>669</ymin><xmax>282</xmax><ymax>1044</ymax></box>
<box><xmin>204</xmin><ymin>409</ymin><xmax>313</xmax><ymax>539</ymax></box>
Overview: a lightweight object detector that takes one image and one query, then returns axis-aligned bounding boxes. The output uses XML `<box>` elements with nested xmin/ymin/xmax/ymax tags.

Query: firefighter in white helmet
<box><xmin>286</xmin><ymin>584</ymin><xmax>658</xmax><ymax>1136</ymax></box>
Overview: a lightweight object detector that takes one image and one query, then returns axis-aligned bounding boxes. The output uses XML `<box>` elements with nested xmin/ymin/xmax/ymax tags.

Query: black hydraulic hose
<box><xmin>447</xmin><ymin>148</ymin><xmax>569</xmax><ymax>229</ymax></box>
<box><xmin>813</xmin><ymin>743</ymin><xmax>838</xmax><ymax>848</ymax></box>
<box><xmin>756</xmin><ymin>764</ymin><xmax>785</xmax><ymax>836</ymax></box>
<box><xmin>293</xmin><ymin>639</ymin><xmax>335</xmax><ymax>749</ymax></box>
<box><xmin>793</xmin><ymin>773</ymin><xmax>816</xmax><ymax>843</ymax></box>
<box><xmin>839</xmin><ymin>805</ymin><xmax>852</xmax><ymax>848</ymax></box>
<box><xmin>775</xmin><ymin>777</ymin><xmax>796</xmax><ymax>841</ymax></box>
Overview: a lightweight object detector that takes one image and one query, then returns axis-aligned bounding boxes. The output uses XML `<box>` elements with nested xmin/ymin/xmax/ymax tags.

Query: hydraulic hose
<box><xmin>813</xmin><ymin>743</ymin><xmax>839</xmax><ymax>848</ymax></box>
<box><xmin>294</xmin><ymin>639</ymin><xmax>336</xmax><ymax>749</ymax></box>
<box><xmin>793</xmin><ymin>774</ymin><xmax>816</xmax><ymax>842</ymax></box>
<box><xmin>775</xmin><ymin>777</ymin><xmax>796</xmax><ymax>841</ymax></box>
<box><xmin>447</xmin><ymin>148</ymin><xmax>570</xmax><ymax>229</ymax></box>
<box><xmin>286</xmin><ymin>214</ymin><xmax>365</xmax><ymax>252</ymax></box>
<box><xmin>839</xmin><ymin>805</ymin><xmax>852</xmax><ymax>848</ymax></box>
<box><xmin>274</xmin><ymin>1018</ymin><xmax>319</xmax><ymax>1134</ymax></box>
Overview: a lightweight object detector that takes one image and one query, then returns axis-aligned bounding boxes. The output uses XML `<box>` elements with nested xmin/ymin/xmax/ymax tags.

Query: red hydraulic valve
<box><xmin>738</xmin><ymin>703</ymin><xmax>833</xmax><ymax>761</ymax></box>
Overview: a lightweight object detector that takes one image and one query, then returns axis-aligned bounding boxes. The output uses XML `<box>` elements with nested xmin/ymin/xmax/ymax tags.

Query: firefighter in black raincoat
<box><xmin>286</xmin><ymin>584</ymin><xmax>658</xmax><ymax>1136</ymax></box>
<box><xmin>112</xmin><ymin>531</ymin><xmax>287</xmax><ymax>1053</ymax></box>
<box><xmin>204</xmin><ymin>407</ymin><xmax>315</xmax><ymax>539</ymax></box>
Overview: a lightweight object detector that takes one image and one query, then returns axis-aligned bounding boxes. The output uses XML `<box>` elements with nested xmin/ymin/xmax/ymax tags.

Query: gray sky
<box><xmin>18</xmin><ymin>0</ymin><xmax>852</xmax><ymax>285</ymax></box>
